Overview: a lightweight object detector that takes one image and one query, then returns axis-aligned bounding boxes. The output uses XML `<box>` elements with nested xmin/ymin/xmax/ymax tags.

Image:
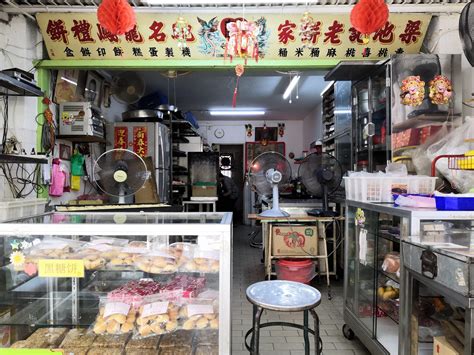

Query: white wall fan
<box><xmin>92</xmin><ymin>148</ymin><xmax>149</xmax><ymax>204</ymax></box>
<box><xmin>247</xmin><ymin>151</ymin><xmax>292</xmax><ymax>217</ymax></box>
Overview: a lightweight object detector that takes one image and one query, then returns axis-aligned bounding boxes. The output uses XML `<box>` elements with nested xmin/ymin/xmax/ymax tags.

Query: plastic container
<box><xmin>344</xmin><ymin>176</ymin><xmax>436</xmax><ymax>203</ymax></box>
<box><xmin>435</xmin><ymin>195</ymin><xmax>474</xmax><ymax>211</ymax></box>
<box><xmin>0</xmin><ymin>198</ymin><xmax>48</xmax><ymax>222</ymax></box>
<box><xmin>275</xmin><ymin>259</ymin><xmax>315</xmax><ymax>284</ymax></box>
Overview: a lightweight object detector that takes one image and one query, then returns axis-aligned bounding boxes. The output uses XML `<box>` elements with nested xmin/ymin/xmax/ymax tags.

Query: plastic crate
<box><xmin>344</xmin><ymin>176</ymin><xmax>436</xmax><ymax>203</ymax></box>
<box><xmin>0</xmin><ymin>198</ymin><xmax>48</xmax><ymax>222</ymax></box>
<box><xmin>435</xmin><ymin>195</ymin><xmax>474</xmax><ymax>211</ymax></box>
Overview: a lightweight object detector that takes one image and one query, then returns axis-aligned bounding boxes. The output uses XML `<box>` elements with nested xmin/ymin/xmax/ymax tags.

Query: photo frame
<box><xmin>255</xmin><ymin>127</ymin><xmax>278</xmax><ymax>142</ymax></box>
<box><xmin>84</xmin><ymin>71</ymin><xmax>103</xmax><ymax>107</ymax></box>
<box><xmin>53</xmin><ymin>69</ymin><xmax>82</xmax><ymax>104</ymax></box>
<box><xmin>59</xmin><ymin>144</ymin><xmax>72</xmax><ymax>161</ymax></box>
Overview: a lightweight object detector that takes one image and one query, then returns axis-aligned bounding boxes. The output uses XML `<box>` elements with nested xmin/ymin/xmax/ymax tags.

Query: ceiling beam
<box><xmin>0</xmin><ymin>3</ymin><xmax>467</xmax><ymax>15</ymax></box>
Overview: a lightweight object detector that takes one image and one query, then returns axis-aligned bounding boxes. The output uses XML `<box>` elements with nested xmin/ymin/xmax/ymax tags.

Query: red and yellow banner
<box><xmin>133</xmin><ymin>126</ymin><xmax>148</xmax><ymax>157</ymax></box>
<box><xmin>36</xmin><ymin>12</ymin><xmax>431</xmax><ymax>61</ymax></box>
<box><xmin>114</xmin><ymin>126</ymin><xmax>128</xmax><ymax>149</ymax></box>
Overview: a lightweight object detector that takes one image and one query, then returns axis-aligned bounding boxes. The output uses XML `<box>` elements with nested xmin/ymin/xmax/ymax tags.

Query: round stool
<box><xmin>244</xmin><ymin>280</ymin><xmax>322</xmax><ymax>355</ymax></box>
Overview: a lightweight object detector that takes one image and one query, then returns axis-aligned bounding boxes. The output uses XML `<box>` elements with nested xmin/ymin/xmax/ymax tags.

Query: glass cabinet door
<box><xmin>345</xmin><ymin>207</ymin><xmax>377</xmax><ymax>335</ymax></box>
<box><xmin>353</xmin><ymin>81</ymin><xmax>370</xmax><ymax>171</ymax></box>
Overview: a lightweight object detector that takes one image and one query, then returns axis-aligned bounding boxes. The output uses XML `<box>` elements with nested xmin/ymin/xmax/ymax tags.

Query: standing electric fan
<box><xmin>298</xmin><ymin>153</ymin><xmax>343</xmax><ymax>217</ymax></box>
<box><xmin>248</xmin><ymin>151</ymin><xmax>292</xmax><ymax>217</ymax></box>
<box><xmin>92</xmin><ymin>148</ymin><xmax>149</xmax><ymax>204</ymax></box>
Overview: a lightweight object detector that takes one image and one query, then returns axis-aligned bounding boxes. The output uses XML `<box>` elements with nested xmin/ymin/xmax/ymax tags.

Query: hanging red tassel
<box><xmin>97</xmin><ymin>0</ymin><xmax>136</xmax><ymax>36</ymax></box>
<box><xmin>232</xmin><ymin>65</ymin><xmax>245</xmax><ymax>108</ymax></box>
<box><xmin>232</xmin><ymin>85</ymin><xmax>238</xmax><ymax>108</ymax></box>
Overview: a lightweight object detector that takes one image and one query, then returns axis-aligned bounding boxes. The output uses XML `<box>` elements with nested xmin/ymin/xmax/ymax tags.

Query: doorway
<box><xmin>218</xmin><ymin>144</ymin><xmax>244</xmax><ymax>224</ymax></box>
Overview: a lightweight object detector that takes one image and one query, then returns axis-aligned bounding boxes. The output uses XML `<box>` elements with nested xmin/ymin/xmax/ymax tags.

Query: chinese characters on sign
<box><xmin>133</xmin><ymin>126</ymin><xmax>148</xmax><ymax>157</ymax></box>
<box><xmin>37</xmin><ymin>13</ymin><xmax>431</xmax><ymax>60</ymax></box>
<box><xmin>114</xmin><ymin>126</ymin><xmax>129</xmax><ymax>149</ymax></box>
<box><xmin>38</xmin><ymin>259</ymin><xmax>85</xmax><ymax>278</ymax></box>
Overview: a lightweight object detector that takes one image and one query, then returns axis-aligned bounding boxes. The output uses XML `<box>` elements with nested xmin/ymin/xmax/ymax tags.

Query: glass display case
<box><xmin>344</xmin><ymin>200</ymin><xmax>474</xmax><ymax>355</ymax></box>
<box><xmin>0</xmin><ymin>212</ymin><xmax>232</xmax><ymax>354</ymax></box>
<box><xmin>352</xmin><ymin>64</ymin><xmax>390</xmax><ymax>173</ymax></box>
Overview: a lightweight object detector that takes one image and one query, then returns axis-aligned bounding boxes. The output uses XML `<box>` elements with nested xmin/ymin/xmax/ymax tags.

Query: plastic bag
<box><xmin>426</xmin><ymin>118</ymin><xmax>474</xmax><ymax>192</ymax></box>
<box><xmin>92</xmin><ymin>298</ymin><xmax>137</xmax><ymax>335</ymax></box>
<box><xmin>71</xmin><ymin>151</ymin><xmax>85</xmax><ymax>176</ymax></box>
<box><xmin>411</xmin><ymin>123</ymin><xmax>450</xmax><ymax>177</ymax></box>
<box><xmin>49</xmin><ymin>160</ymin><xmax>66</xmax><ymax>197</ymax></box>
<box><xmin>135</xmin><ymin>298</ymin><xmax>180</xmax><ymax>337</ymax></box>
<box><xmin>385</xmin><ymin>162</ymin><xmax>407</xmax><ymax>176</ymax></box>
<box><xmin>134</xmin><ymin>250</ymin><xmax>178</xmax><ymax>274</ymax></box>
<box><xmin>381</xmin><ymin>252</ymin><xmax>400</xmax><ymax>274</ymax></box>
<box><xmin>181</xmin><ymin>248</ymin><xmax>220</xmax><ymax>273</ymax></box>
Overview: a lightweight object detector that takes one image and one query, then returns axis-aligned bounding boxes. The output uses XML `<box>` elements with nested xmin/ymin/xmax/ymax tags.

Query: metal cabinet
<box><xmin>352</xmin><ymin>64</ymin><xmax>391</xmax><ymax>173</ymax></box>
<box><xmin>344</xmin><ymin>201</ymin><xmax>474</xmax><ymax>355</ymax></box>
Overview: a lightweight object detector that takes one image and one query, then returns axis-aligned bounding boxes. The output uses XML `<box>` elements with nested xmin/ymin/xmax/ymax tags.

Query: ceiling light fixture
<box><xmin>283</xmin><ymin>75</ymin><xmax>300</xmax><ymax>101</ymax></box>
<box><xmin>209</xmin><ymin>110</ymin><xmax>265</xmax><ymax>116</ymax></box>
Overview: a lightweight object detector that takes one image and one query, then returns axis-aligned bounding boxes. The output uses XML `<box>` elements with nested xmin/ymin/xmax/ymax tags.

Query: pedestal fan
<box><xmin>92</xmin><ymin>148</ymin><xmax>149</xmax><ymax>204</ymax></box>
<box><xmin>248</xmin><ymin>151</ymin><xmax>292</xmax><ymax>217</ymax></box>
<box><xmin>298</xmin><ymin>153</ymin><xmax>343</xmax><ymax>217</ymax></box>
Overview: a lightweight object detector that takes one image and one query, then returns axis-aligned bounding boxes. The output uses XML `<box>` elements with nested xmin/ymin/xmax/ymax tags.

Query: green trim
<box><xmin>36</xmin><ymin>68</ymin><xmax>50</xmax><ymax>199</ymax></box>
<box><xmin>35</xmin><ymin>59</ymin><xmax>341</xmax><ymax>70</ymax></box>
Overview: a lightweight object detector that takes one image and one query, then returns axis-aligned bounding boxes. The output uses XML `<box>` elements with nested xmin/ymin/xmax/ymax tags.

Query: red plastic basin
<box><xmin>276</xmin><ymin>259</ymin><xmax>315</xmax><ymax>284</ymax></box>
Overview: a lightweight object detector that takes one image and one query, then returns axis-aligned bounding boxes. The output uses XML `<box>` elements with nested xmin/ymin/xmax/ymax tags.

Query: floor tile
<box><xmin>231</xmin><ymin>225</ymin><xmax>370</xmax><ymax>355</ymax></box>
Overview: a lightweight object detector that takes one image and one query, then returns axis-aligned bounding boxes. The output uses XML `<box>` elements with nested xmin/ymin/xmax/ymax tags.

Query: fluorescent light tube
<box><xmin>283</xmin><ymin>75</ymin><xmax>300</xmax><ymax>100</ymax></box>
<box><xmin>61</xmin><ymin>77</ymin><xmax>77</xmax><ymax>86</ymax></box>
<box><xmin>210</xmin><ymin>110</ymin><xmax>265</xmax><ymax>116</ymax></box>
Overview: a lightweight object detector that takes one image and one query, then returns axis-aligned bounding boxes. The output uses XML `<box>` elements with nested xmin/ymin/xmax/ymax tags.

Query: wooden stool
<box><xmin>244</xmin><ymin>280</ymin><xmax>323</xmax><ymax>355</ymax></box>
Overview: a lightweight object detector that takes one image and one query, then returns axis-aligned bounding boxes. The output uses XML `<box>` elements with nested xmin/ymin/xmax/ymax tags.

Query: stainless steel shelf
<box><xmin>0</xmin><ymin>72</ymin><xmax>43</xmax><ymax>97</ymax></box>
<box><xmin>0</xmin><ymin>154</ymin><xmax>48</xmax><ymax>164</ymax></box>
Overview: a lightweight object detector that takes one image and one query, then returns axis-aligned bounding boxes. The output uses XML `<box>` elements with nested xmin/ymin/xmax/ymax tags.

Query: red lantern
<box><xmin>97</xmin><ymin>0</ymin><xmax>136</xmax><ymax>36</ymax></box>
<box><xmin>350</xmin><ymin>0</ymin><xmax>389</xmax><ymax>43</ymax></box>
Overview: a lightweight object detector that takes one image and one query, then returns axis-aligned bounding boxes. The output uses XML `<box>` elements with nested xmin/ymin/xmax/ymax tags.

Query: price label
<box><xmin>2</xmin><ymin>350</ymin><xmax>63</xmax><ymax>354</ymax></box>
<box><xmin>187</xmin><ymin>304</ymin><xmax>214</xmax><ymax>317</ymax></box>
<box><xmin>142</xmin><ymin>301</ymin><xmax>169</xmax><ymax>318</ymax></box>
<box><xmin>38</xmin><ymin>259</ymin><xmax>84</xmax><ymax>278</ymax></box>
<box><xmin>104</xmin><ymin>302</ymin><xmax>130</xmax><ymax>318</ymax></box>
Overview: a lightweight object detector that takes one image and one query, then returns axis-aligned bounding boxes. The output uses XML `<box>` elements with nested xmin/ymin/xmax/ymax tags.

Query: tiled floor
<box><xmin>231</xmin><ymin>225</ymin><xmax>370</xmax><ymax>355</ymax></box>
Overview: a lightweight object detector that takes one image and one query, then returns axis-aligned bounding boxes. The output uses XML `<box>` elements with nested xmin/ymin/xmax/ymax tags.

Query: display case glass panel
<box><xmin>0</xmin><ymin>212</ymin><xmax>232</xmax><ymax>354</ymax></box>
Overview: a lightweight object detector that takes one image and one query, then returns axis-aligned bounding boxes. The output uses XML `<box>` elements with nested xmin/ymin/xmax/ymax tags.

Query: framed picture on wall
<box><xmin>53</xmin><ymin>69</ymin><xmax>83</xmax><ymax>104</ymax></box>
<box><xmin>245</xmin><ymin>142</ymin><xmax>286</xmax><ymax>171</ymax></box>
<box><xmin>255</xmin><ymin>127</ymin><xmax>278</xmax><ymax>142</ymax></box>
<box><xmin>59</xmin><ymin>144</ymin><xmax>72</xmax><ymax>161</ymax></box>
<box><xmin>84</xmin><ymin>71</ymin><xmax>103</xmax><ymax>107</ymax></box>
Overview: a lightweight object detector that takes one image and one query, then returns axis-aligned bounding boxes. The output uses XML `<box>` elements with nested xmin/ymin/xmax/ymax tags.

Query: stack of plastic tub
<box><xmin>344</xmin><ymin>173</ymin><xmax>437</xmax><ymax>203</ymax></box>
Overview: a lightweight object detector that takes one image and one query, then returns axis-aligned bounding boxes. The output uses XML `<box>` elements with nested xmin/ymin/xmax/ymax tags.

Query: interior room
<box><xmin>0</xmin><ymin>1</ymin><xmax>473</xmax><ymax>355</ymax></box>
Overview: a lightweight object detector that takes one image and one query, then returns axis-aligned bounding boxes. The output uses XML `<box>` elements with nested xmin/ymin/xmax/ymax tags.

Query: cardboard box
<box><xmin>433</xmin><ymin>336</ymin><xmax>460</xmax><ymax>355</ymax></box>
<box><xmin>192</xmin><ymin>184</ymin><xmax>217</xmax><ymax>197</ymax></box>
<box><xmin>272</xmin><ymin>225</ymin><xmax>318</xmax><ymax>256</ymax></box>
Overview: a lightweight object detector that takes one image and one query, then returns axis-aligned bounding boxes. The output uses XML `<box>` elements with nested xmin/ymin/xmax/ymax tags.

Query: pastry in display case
<box><xmin>0</xmin><ymin>212</ymin><xmax>232</xmax><ymax>354</ymax></box>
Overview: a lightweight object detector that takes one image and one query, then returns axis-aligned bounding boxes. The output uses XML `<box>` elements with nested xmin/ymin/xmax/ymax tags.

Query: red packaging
<box><xmin>420</xmin><ymin>125</ymin><xmax>443</xmax><ymax>145</ymax></box>
<box><xmin>160</xmin><ymin>275</ymin><xmax>206</xmax><ymax>299</ymax></box>
<box><xmin>393</xmin><ymin>128</ymin><xmax>421</xmax><ymax>150</ymax></box>
<box><xmin>107</xmin><ymin>280</ymin><xmax>162</xmax><ymax>307</ymax></box>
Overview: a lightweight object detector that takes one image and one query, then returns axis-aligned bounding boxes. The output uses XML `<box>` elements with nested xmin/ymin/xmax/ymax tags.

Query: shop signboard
<box><xmin>36</xmin><ymin>12</ymin><xmax>431</xmax><ymax>61</ymax></box>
